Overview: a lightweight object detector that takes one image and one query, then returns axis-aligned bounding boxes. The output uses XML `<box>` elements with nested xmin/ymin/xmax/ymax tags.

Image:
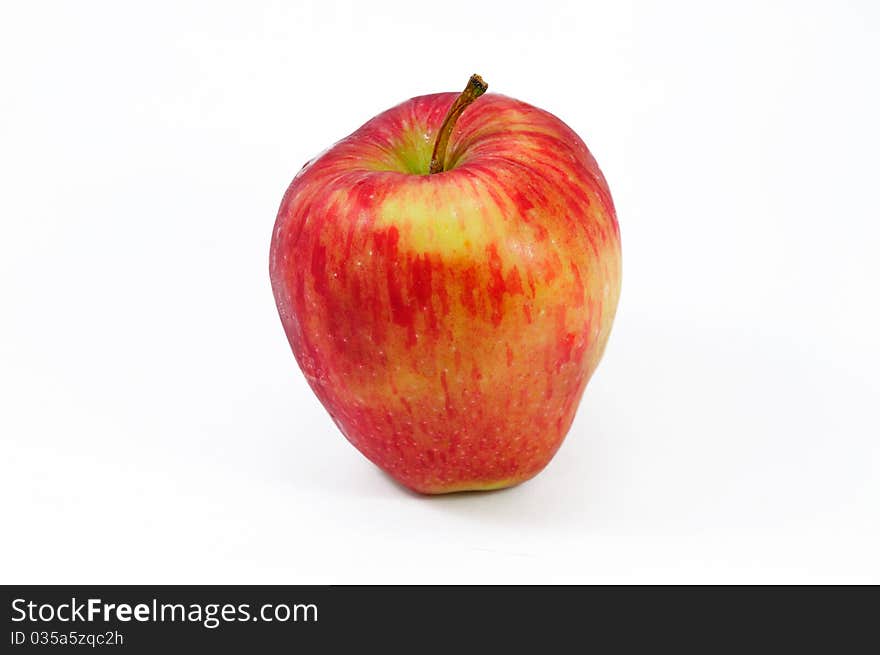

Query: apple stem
<box><xmin>429</xmin><ymin>74</ymin><xmax>488</xmax><ymax>174</ymax></box>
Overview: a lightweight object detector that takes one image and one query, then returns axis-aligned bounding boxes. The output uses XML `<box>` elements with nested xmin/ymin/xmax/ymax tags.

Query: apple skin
<box><xmin>270</xmin><ymin>91</ymin><xmax>621</xmax><ymax>494</ymax></box>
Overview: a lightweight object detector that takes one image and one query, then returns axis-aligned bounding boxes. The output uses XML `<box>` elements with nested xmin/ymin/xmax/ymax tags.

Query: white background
<box><xmin>2</xmin><ymin>0</ymin><xmax>878</xmax><ymax>583</ymax></box>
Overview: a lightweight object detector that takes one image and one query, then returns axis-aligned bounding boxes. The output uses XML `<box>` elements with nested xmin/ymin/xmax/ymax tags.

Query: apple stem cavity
<box><xmin>429</xmin><ymin>74</ymin><xmax>488</xmax><ymax>175</ymax></box>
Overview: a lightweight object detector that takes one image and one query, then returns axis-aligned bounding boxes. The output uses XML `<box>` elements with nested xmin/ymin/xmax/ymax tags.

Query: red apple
<box><xmin>270</xmin><ymin>75</ymin><xmax>621</xmax><ymax>494</ymax></box>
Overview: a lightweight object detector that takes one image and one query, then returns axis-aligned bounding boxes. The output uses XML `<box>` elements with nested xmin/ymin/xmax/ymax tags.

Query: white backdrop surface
<box><xmin>1</xmin><ymin>1</ymin><xmax>878</xmax><ymax>583</ymax></box>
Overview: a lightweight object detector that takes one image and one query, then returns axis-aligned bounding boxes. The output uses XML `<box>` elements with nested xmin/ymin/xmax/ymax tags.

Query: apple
<box><xmin>270</xmin><ymin>75</ymin><xmax>621</xmax><ymax>494</ymax></box>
